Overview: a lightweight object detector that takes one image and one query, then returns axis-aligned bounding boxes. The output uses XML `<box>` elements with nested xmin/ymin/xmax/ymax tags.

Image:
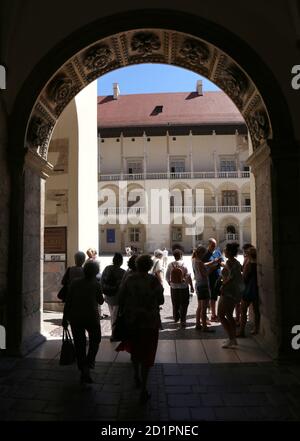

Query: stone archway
<box><xmin>25</xmin><ymin>28</ymin><xmax>271</xmax><ymax>161</ymax></box>
<box><xmin>6</xmin><ymin>12</ymin><xmax>299</xmax><ymax>360</ymax></box>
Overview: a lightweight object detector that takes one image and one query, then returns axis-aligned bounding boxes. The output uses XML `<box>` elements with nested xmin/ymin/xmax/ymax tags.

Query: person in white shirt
<box><xmin>151</xmin><ymin>249</ymin><xmax>164</xmax><ymax>285</ymax></box>
<box><xmin>162</xmin><ymin>247</ymin><xmax>169</xmax><ymax>269</ymax></box>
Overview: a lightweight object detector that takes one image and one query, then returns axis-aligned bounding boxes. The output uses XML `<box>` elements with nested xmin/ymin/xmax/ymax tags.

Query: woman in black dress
<box><xmin>116</xmin><ymin>254</ymin><xmax>164</xmax><ymax>403</ymax></box>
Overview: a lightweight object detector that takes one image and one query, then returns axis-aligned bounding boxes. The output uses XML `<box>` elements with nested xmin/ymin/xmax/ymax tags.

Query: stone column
<box><xmin>268</xmin><ymin>140</ymin><xmax>300</xmax><ymax>360</ymax></box>
<box><xmin>235</xmin><ymin>129</ymin><xmax>241</xmax><ymax>177</ymax></box>
<box><xmin>120</xmin><ymin>225</ymin><xmax>126</xmax><ymax>253</ymax></box>
<box><xmin>143</xmin><ymin>131</ymin><xmax>147</xmax><ymax>179</ymax></box>
<box><xmin>247</xmin><ymin>143</ymin><xmax>278</xmax><ymax>356</ymax></box>
<box><xmin>213</xmin><ymin>152</ymin><xmax>217</xmax><ymax>178</ymax></box>
<box><xmin>249</xmin><ymin>172</ymin><xmax>256</xmax><ymax>245</ymax></box>
<box><xmin>215</xmin><ymin>221</ymin><xmax>220</xmax><ymax>244</ymax></box>
<box><xmin>212</xmin><ymin>131</ymin><xmax>217</xmax><ymax>177</ymax></box>
<box><xmin>246</xmin><ymin>141</ymin><xmax>300</xmax><ymax>360</ymax></box>
<box><xmin>238</xmin><ymin>190</ymin><xmax>242</xmax><ymax>211</ymax></box>
<box><xmin>97</xmin><ymin>135</ymin><xmax>101</xmax><ymax>175</ymax></box>
<box><xmin>215</xmin><ymin>188</ymin><xmax>219</xmax><ymax>212</ymax></box>
<box><xmin>0</xmin><ymin>102</ymin><xmax>10</xmax><ymax>340</ymax></box>
<box><xmin>189</xmin><ymin>130</ymin><xmax>194</xmax><ymax>178</ymax></box>
<box><xmin>120</xmin><ymin>131</ymin><xmax>125</xmax><ymax>179</ymax></box>
<box><xmin>239</xmin><ymin>223</ymin><xmax>244</xmax><ymax>248</ymax></box>
<box><xmin>166</xmin><ymin>131</ymin><xmax>170</xmax><ymax>178</ymax></box>
<box><xmin>6</xmin><ymin>157</ymin><xmax>24</xmax><ymax>355</ymax></box>
<box><xmin>7</xmin><ymin>149</ymin><xmax>52</xmax><ymax>356</ymax></box>
<box><xmin>248</xmin><ymin>133</ymin><xmax>257</xmax><ymax>245</ymax></box>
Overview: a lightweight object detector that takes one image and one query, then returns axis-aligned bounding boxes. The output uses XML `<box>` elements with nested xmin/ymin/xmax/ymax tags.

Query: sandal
<box><xmin>210</xmin><ymin>316</ymin><xmax>219</xmax><ymax>322</ymax></box>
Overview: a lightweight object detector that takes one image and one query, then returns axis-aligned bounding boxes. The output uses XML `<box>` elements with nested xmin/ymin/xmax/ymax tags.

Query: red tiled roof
<box><xmin>97</xmin><ymin>91</ymin><xmax>244</xmax><ymax>128</ymax></box>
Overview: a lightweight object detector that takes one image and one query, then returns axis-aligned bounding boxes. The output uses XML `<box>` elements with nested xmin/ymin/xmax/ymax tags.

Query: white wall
<box><xmin>99</xmin><ymin>132</ymin><xmax>248</xmax><ymax>175</ymax></box>
<box><xmin>75</xmin><ymin>81</ymin><xmax>99</xmax><ymax>256</ymax></box>
<box><xmin>45</xmin><ymin>81</ymin><xmax>99</xmax><ymax>265</ymax></box>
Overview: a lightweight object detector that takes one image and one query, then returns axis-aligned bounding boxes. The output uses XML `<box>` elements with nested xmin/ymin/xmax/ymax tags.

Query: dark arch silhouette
<box><xmin>8</xmin><ymin>9</ymin><xmax>295</xmax><ymax>159</ymax></box>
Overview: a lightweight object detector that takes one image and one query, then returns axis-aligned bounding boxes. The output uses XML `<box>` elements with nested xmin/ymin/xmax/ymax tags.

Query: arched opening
<box><xmin>6</xmin><ymin>11</ymin><xmax>298</xmax><ymax>361</ymax></box>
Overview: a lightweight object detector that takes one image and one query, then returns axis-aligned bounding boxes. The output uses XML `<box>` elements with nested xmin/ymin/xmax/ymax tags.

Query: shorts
<box><xmin>196</xmin><ymin>284</ymin><xmax>210</xmax><ymax>300</ymax></box>
<box><xmin>210</xmin><ymin>277</ymin><xmax>223</xmax><ymax>301</ymax></box>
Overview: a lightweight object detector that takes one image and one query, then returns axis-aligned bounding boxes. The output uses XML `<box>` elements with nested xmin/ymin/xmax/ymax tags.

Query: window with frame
<box><xmin>127</xmin><ymin>160</ymin><xmax>143</xmax><ymax>174</ymax></box>
<box><xmin>172</xmin><ymin>227</ymin><xmax>182</xmax><ymax>241</ymax></box>
<box><xmin>129</xmin><ymin>228</ymin><xmax>140</xmax><ymax>243</ymax></box>
<box><xmin>222</xmin><ymin>190</ymin><xmax>238</xmax><ymax>206</ymax></box>
<box><xmin>226</xmin><ymin>225</ymin><xmax>236</xmax><ymax>234</ymax></box>
<box><xmin>220</xmin><ymin>156</ymin><xmax>237</xmax><ymax>172</ymax></box>
<box><xmin>170</xmin><ymin>159</ymin><xmax>185</xmax><ymax>173</ymax></box>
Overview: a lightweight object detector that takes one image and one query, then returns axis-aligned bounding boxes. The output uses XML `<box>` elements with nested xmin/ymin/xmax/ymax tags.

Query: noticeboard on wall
<box><xmin>44</xmin><ymin>227</ymin><xmax>67</xmax><ymax>255</ymax></box>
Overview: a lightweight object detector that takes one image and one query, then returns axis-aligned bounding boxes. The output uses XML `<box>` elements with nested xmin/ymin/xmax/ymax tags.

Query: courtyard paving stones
<box><xmin>0</xmin><ymin>293</ymin><xmax>299</xmax><ymax>421</ymax></box>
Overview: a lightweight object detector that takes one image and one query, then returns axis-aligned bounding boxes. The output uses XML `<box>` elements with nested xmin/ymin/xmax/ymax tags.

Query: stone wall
<box><xmin>21</xmin><ymin>167</ymin><xmax>45</xmax><ymax>354</ymax></box>
<box><xmin>271</xmin><ymin>147</ymin><xmax>300</xmax><ymax>359</ymax></box>
<box><xmin>43</xmin><ymin>261</ymin><xmax>65</xmax><ymax>310</ymax></box>
<box><xmin>0</xmin><ymin>99</ymin><xmax>9</xmax><ymax>331</ymax></box>
<box><xmin>248</xmin><ymin>144</ymin><xmax>279</xmax><ymax>357</ymax></box>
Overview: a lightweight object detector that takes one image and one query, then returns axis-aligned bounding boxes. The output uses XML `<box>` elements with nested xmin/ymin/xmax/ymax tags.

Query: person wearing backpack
<box><xmin>166</xmin><ymin>249</ymin><xmax>194</xmax><ymax>328</ymax></box>
<box><xmin>101</xmin><ymin>253</ymin><xmax>126</xmax><ymax>341</ymax></box>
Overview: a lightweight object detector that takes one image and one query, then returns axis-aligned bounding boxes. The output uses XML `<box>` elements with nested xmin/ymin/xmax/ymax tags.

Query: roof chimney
<box><xmin>196</xmin><ymin>80</ymin><xmax>203</xmax><ymax>96</ymax></box>
<box><xmin>113</xmin><ymin>82</ymin><xmax>120</xmax><ymax>99</ymax></box>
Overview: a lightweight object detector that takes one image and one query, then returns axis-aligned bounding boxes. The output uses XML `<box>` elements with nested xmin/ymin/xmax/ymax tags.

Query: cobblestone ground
<box><xmin>0</xmin><ymin>356</ymin><xmax>300</xmax><ymax>421</ymax></box>
<box><xmin>1</xmin><ymin>254</ymin><xmax>300</xmax><ymax>421</ymax></box>
<box><xmin>1</xmin><ymin>300</ymin><xmax>300</xmax><ymax>421</ymax></box>
<box><xmin>45</xmin><ymin>296</ymin><xmax>230</xmax><ymax>340</ymax></box>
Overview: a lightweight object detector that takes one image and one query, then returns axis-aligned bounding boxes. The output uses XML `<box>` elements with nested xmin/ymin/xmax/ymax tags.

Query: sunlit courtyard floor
<box><xmin>43</xmin><ymin>295</ymin><xmax>271</xmax><ymax>364</ymax></box>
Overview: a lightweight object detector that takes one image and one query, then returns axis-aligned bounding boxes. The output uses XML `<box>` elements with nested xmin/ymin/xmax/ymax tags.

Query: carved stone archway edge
<box><xmin>24</xmin><ymin>147</ymin><xmax>53</xmax><ymax>179</ymax></box>
<box><xmin>25</xmin><ymin>29</ymin><xmax>272</xmax><ymax>161</ymax></box>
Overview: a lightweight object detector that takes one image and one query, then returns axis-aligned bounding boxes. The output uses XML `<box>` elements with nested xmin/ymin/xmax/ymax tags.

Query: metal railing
<box><xmin>225</xmin><ymin>233</ymin><xmax>239</xmax><ymax>241</ymax></box>
<box><xmin>99</xmin><ymin>170</ymin><xmax>250</xmax><ymax>181</ymax></box>
<box><xmin>170</xmin><ymin>205</ymin><xmax>251</xmax><ymax>213</ymax></box>
<box><xmin>98</xmin><ymin>207</ymin><xmax>146</xmax><ymax>215</ymax></box>
<box><xmin>99</xmin><ymin>205</ymin><xmax>251</xmax><ymax>216</ymax></box>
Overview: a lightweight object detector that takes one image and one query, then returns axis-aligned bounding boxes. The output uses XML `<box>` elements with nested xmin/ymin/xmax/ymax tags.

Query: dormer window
<box><xmin>151</xmin><ymin>105</ymin><xmax>163</xmax><ymax>115</ymax></box>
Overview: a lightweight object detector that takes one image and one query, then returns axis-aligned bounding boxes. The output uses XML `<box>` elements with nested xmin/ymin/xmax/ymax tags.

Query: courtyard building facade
<box><xmin>98</xmin><ymin>82</ymin><xmax>252</xmax><ymax>253</ymax></box>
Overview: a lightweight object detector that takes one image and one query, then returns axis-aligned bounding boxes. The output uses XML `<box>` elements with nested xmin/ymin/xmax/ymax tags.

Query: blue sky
<box><xmin>97</xmin><ymin>63</ymin><xmax>219</xmax><ymax>96</ymax></box>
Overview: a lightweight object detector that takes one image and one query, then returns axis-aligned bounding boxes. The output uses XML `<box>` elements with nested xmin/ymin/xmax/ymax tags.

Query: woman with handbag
<box><xmin>116</xmin><ymin>254</ymin><xmax>164</xmax><ymax>403</ymax></box>
<box><xmin>62</xmin><ymin>260</ymin><xmax>104</xmax><ymax>383</ymax></box>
